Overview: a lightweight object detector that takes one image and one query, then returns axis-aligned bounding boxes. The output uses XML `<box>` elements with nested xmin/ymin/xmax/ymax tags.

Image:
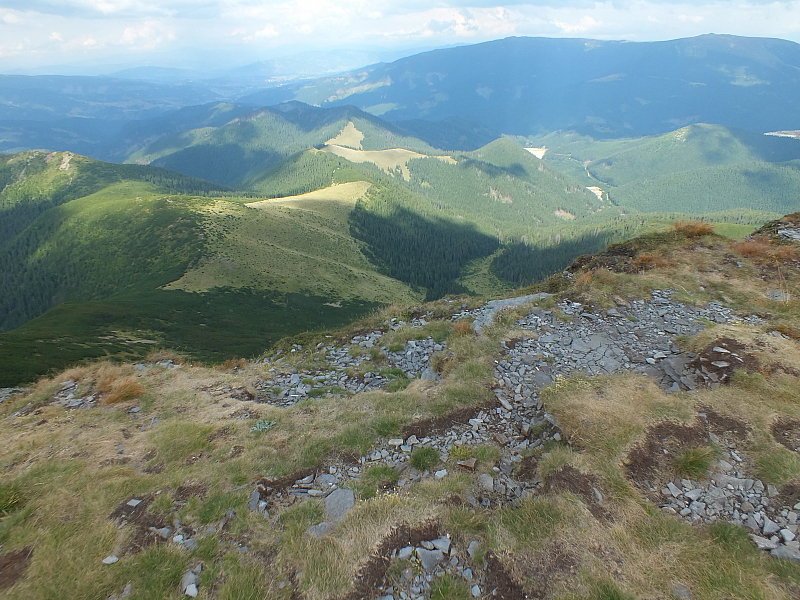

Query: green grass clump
<box><xmin>128</xmin><ymin>546</ymin><xmax>187</xmax><ymax>600</ymax></box>
<box><xmin>588</xmin><ymin>581</ymin><xmax>636</xmax><ymax>600</ymax></box>
<box><xmin>215</xmin><ymin>558</ymin><xmax>273</xmax><ymax>600</ymax></box>
<box><xmin>199</xmin><ymin>491</ymin><xmax>245</xmax><ymax>524</ymax></box>
<box><xmin>151</xmin><ymin>421</ymin><xmax>214</xmax><ymax>464</ymax></box>
<box><xmin>672</xmin><ymin>445</ymin><xmax>717</xmax><ymax>478</ymax></box>
<box><xmin>756</xmin><ymin>447</ymin><xmax>800</xmax><ymax>485</ymax></box>
<box><xmin>445</xmin><ymin>506</ymin><xmax>487</xmax><ymax>535</ymax></box>
<box><xmin>410</xmin><ymin>446</ymin><xmax>440</xmax><ymax>471</ymax></box>
<box><xmin>371</xmin><ymin>416</ymin><xmax>402</xmax><ymax>437</ymax></box>
<box><xmin>431</xmin><ymin>573</ymin><xmax>471</xmax><ymax>600</ymax></box>
<box><xmin>334</xmin><ymin>425</ymin><xmax>375</xmax><ymax>456</ymax></box>
<box><xmin>358</xmin><ymin>464</ymin><xmax>400</xmax><ymax>499</ymax></box>
<box><xmin>496</xmin><ymin>496</ymin><xmax>562</xmax><ymax>546</ymax></box>
<box><xmin>0</xmin><ymin>482</ymin><xmax>24</xmax><ymax>516</ymax></box>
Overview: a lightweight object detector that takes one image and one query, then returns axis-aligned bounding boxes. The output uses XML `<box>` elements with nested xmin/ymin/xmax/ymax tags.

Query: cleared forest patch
<box><xmin>321</xmin><ymin>145</ymin><xmax>455</xmax><ymax>180</ymax></box>
<box><xmin>325</xmin><ymin>121</ymin><xmax>364</xmax><ymax>150</ymax></box>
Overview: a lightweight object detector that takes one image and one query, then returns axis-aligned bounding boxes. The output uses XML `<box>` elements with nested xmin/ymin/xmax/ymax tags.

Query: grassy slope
<box><xmin>0</xmin><ymin>180</ymin><xmax>206</xmax><ymax>332</ymax></box>
<box><xmin>0</xmin><ymin>153</ymin><xmax>416</xmax><ymax>386</ymax></box>
<box><xmin>132</xmin><ymin>107</ymin><xmax>438</xmax><ymax>189</ymax></box>
<box><xmin>166</xmin><ymin>183</ymin><xmax>418</xmax><ymax>305</ymax></box>
<box><xmin>2</xmin><ymin>219</ymin><xmax>800</xmax><ymax>599</ymax></box>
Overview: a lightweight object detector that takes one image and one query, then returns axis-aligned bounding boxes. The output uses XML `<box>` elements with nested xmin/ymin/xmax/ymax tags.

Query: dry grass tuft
<box><xmin>674</xmin><ymin>220</ymin><xmax>715</xmax><ymax>238</ymax></box>
<box><xmin>732</xmin><ymin>238</ymin><xmax>798</xmax><ymax>262</ymax></box>
<box><xmin>220</xmin><ymin>357</ymin><xmax>247</xmax><ymax>371</ymax></box>
<box><xmin>102</xmin><ymin>376</ymin><xmax>145</xmax><ymax>404</ymax></box>
<box><xmin>632</xmin><ymin>253</ymin><xmax>674</xmax><ymax>271</ymax></box>
<box><xmin>452</xmin><ymin>321</ymin><xmax>475</xmax><ymax>336</ymax></box>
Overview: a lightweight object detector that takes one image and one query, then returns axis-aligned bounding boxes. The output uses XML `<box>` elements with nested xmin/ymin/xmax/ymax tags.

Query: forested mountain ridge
<box><xmin>533</xmin><ymin>123</ymin><xmax>800</xmax><ymax>216</ymax></box>
<box><xmin>241</xmin><ymin>34</ymin><xmax>800</xmax><ymax>139</ymax></box>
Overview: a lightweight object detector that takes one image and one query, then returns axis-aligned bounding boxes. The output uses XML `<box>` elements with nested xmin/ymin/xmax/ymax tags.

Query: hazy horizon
<box><xmin>3</xmin><ymin>0</ymin><xmax>800</xmax><ymax>77</ymax></box>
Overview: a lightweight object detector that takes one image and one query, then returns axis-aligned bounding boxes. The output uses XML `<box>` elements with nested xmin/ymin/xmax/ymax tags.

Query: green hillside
<box><xmin>128</xmin><ymin>104</ymin><xmax>438</xmax><ymax>188</ymax></box>
<box><xmin>5</xmin><ymin>118</ymin><xmax>800</xmax><ymax>386</ymax></box>
<box><xmin>0</xmin><ymin>153</ymin><xmax>412</xmax><ymax>386</ymax></box>
<box><xmin>530</xmin><ymin>123</ymin><xmax>800</xmax><ymax>218</ymax></box>
<box><xmin>0</xmin><ymin>151</ymin><xmax>227</xmax><ymax>245</ymax></box>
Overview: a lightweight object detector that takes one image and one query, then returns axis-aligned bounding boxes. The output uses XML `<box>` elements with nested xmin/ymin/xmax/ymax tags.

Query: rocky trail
<box><xmin>8</xmin><ymin>288</ymin><xmax>799</xmax><ymax>600</ymax></box>
<box><xmin>235</xmin><ymin>290</ymin><xmax>798</xmax><ymax>600</ymax></box>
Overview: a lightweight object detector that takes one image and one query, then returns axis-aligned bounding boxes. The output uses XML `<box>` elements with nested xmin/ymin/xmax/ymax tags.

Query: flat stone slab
<box><xmin>325</xmin><ymin>488</ymin><xmax>355</xmax><ymax>523</ymax></box>
<box><xmin>416</xmin><ymin>547</ymin><xmax>444</xmax><ymax>570</ymax></box>
<box><xmin>772</xmin><ymin>545</ymin><xmax>800</xmax><ymax>562</ymax></box>
<box><xmin>308</xmin><ymin>522</ymin><xmax>335</xmax><ymax>537</ymax></box>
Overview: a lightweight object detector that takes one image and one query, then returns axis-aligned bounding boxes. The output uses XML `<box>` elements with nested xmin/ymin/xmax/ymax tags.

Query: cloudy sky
<box><xmin>2</xmin><ymin>0</ymin><xmax>800</xmax><ymax>73</ymax></box>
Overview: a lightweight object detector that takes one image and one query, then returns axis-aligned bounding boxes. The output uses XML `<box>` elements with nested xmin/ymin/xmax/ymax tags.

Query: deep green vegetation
<box><xmin>350</xmin><ymin>189</ymin><xmax>500</xmax><ymax>299</ymax></box>
<box><xmin>135</xmin><ymin>105</ymin><xmax>437</xmax><ymax>188</ymax></box>
<box><xmin>0</xmin><ymin>151</ymin><xmax>228</xmax><ymax>244</ymax></box>
<box><xmin>0</xmin><ymin>181</ymin><xmax>205</xmax><ymax>332</ymax></box>
<box><xmin>532</xmin><ymin>124</ymin><xmax>800</xmax><ymax>218</ymax></box>
<box><xmin>0</xmin><ymin>288</ymin><xmax>378</xmax><ymax>387</ymax></box>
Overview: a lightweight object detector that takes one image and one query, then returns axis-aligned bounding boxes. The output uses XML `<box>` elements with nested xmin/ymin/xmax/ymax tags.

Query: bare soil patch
<box><xmin>254</xmin><ymin>467</ymin><xmax>317</xmax><ymax>511</ymax></box>
<box><xmin>772</xmin><ymin>417</ymin><xmax>800</xmax><ymax>453</ymax></box>
<box><xmin>544</xmin><ymin>466</ymin><xmax>609</xmax><ymax>521</ymax></box>
<box><xmin>225</xmin><ymin>406</ymin><xmax>260</xmax><ymax>420</ymax></box>
<box><xmin>690</xmin><ymin>338</ymin><xmax>759</xmax><ymax>385</ymax></box>
<box><xmin>401</xmin><ymin>401</ymin><xmax>499</xmax><ymax>439</ymax></box>
<box><xmin>109</xmin><ymin>494</ymin><xmax>166</xmax><ymax>555</ymax></box>
<box><xmin>174</xmin><ymin>481</ymin><xmax>209</xmax><ymax>503</ymax></box>
<box><xmin>0</xmin><ymin>546</ymin><xmax>33</xmax><ymax>592</ymax></box>
<box><xmin>625</xmin><ymin>421</ymin><xmax>709</xmax><ymax>487</ymax></box>
<box><xmin>99</xmin><ymin>457</ymin><xmax>131</xmax><ymax>467</ymax></box>
<box><xmin>485</xmin><ymin>551</ymin><xmax>528</xmax><ymax>599</ymax></box>
<box><xmin>625</xmin><ymin>410</ymin><xmax>750</xmax><ymax>491</ymax></box>
<box><xmin>703</xmin><ymin>407</ymin><xmax>749</xmax><ymax>442</ymax></box>
<box><xmin>516</xmin><ymin>455</ymin><xmax>539</xmax><ymax>482</ymax></box>
<box><xmin>778</xmin><ymin>481</ymin><xmax>800</xmax><ymax>509</ymax></box>
<box><xmin>341</xmin><ymin>521</ymin><xmax>441</xmax><ymax>600</ymax></box>
<box><xmin>207</xmin><ymin>426</ymin><xmax>235</xmax><ymax>442</ymax></box>
<box><xmin>511</xmin><ymin>542</ymin><xmax>575</xmax><ymax>599</ymax></box>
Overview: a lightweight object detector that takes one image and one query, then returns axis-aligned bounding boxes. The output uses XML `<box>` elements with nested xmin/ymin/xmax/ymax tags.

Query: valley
<box><xmin>2</xmin><ymin>109</ymin><xmax>798</xmax><ymax>386</ymax></box>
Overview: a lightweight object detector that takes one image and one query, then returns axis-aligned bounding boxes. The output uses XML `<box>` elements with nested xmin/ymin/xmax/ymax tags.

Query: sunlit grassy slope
<box><xmin>166</xmin><ymin>182</ymin><xmax>418</xmax><ymax>305</ymax></box>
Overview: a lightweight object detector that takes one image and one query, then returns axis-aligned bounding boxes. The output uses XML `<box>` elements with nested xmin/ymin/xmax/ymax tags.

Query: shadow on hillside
<box><xmin>349</xmin><ymin>202</ymin><xmax>500</xmax><ymax>300</ymax></box>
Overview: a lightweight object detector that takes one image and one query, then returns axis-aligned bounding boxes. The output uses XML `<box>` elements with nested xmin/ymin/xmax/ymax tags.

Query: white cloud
<box><xmin>552</xmin><ymin>15</ymin><xmax>601</xmax><ymax>33</ymax></box>
<box><xmin>2</xmin><ymin>0</ymin><xmax>800</xmax><ymax>71</ymax></box>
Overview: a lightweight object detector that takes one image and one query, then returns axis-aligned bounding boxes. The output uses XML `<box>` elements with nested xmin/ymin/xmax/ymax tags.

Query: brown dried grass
<box><xmin>674</xmin><ymin>220</ymin><xmax>715</xmax><ymax>237</ymax></box>
<box><xmin>732</xmin><ymin>238</ymin><xmax>798</xmax><ymax>262</ymax></box>
<box><xmin>632</xmin><ymin>253</ymin><xmax>673</xmax><ymax>270</ymax></box>
<box><xmin>103</xmin><ymin>376</ymin><xmax>144</xmax><ymax>404</ymax></box>
<box><xmin>452</xmin><ymin>321</ymin><xmax>474</xmax><ymax>336</ymax></box>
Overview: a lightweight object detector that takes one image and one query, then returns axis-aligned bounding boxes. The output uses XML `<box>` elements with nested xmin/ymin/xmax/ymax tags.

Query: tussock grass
<box><xmin>410</xmin><ymin>446</ymin><xmax>440</xmax><ymax>471</ymax></box>
<box><xmin>673</xmin><ymin>446</ymin><xmax>718</xmax><ymax>479</ymax></box>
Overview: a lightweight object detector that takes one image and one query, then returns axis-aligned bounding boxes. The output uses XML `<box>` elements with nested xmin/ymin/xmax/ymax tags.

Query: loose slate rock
<box><xmin>325</xmin><ymin>488</ymin><xmax>355</xmax><ymax>523</ymax></box>
<box><xmin>772</xmin><ymin>546</ymin><xmax>800</xmax><ymax>562</ymax></box>
<box><xmin>416</xmin><ymin>548</ymin><xmax>444</xmax><ymax>571</ymax></box>
<box><xmin>308</xmin><ymin>522</ymin><xmax>335</xmax><ymax>537</ymax></box>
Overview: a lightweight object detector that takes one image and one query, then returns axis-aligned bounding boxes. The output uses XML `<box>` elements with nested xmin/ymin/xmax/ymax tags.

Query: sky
<box><xmin>2</xmin><ymin>0</ymin><xmax>800</xmax><ymax>74</ymax></box>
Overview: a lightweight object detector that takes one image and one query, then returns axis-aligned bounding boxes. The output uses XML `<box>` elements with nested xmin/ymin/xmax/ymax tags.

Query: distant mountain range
<box><xmin>243</xmin><ymin>34</ymin><xmax>800</xmax><ymax>139</ymax></box>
